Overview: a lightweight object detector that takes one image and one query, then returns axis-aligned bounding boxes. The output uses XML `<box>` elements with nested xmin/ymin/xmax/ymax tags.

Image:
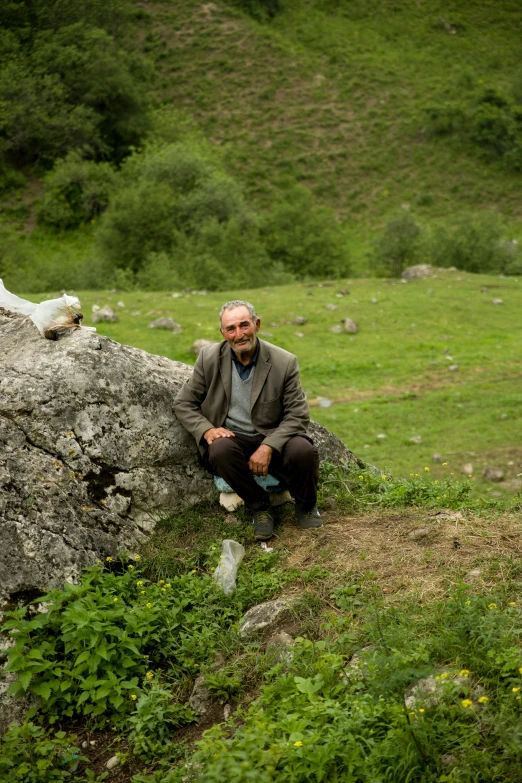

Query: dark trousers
<box><xmin>203</xmin><ymin>432</ymin><xmax>319</xmax><ymax>512</ymax></box>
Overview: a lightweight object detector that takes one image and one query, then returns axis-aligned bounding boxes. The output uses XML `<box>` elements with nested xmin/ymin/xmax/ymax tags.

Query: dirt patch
<box><xmin>271</xmin><ymin>507</ymin><xmax>522</xmax><ymax>601</ymax></box>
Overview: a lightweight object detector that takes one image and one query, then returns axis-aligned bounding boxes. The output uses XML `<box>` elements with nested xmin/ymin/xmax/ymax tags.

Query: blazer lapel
<box><xmin>250</xmin><ymin>340</ymin><xmax>271</xmax><ymax>410</ymax></box>
<box><xmin>219</xmin><ymin>343</ymin><xmax>232</xmax><ymax>402</ymax></box>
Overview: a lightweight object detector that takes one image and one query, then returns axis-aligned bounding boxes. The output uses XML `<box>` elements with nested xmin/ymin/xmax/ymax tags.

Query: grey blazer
<box><xmin>173</xmin><ymin>339</ymin><xmax>310</xmax><ymax>454</ymax></box>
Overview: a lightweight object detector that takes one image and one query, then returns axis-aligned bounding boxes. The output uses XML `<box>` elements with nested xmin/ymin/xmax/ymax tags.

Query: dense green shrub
<box><xmin>370</xmin><ymin>212</ymin><xmax>421</xmax><ymax>277</ymax></box>
<box><xmin>425</xmin><ymin>212</ymin><xmax>516</xmax><ymax>275</ymax></box>
<box><xmin>128</xmin><ymin>682</ymin><xmax>195</xmax><ymax>761</ymax></box>
<box><xmin>425</xmin><ymin>88</ymin><xmax>522</xmax><ymax>171</ymax></box>
<box><xmin>37</xmin><ymin>153</ymin><xmax>117</xmax><ymax>229</ymax></box>
<box><xmin>0</xmin><ymin>2</ymin><xmax>151</xmax><ymax>166</ymax></box>
<box><xmin>96</xmin><ymin>143</ymin><xmax>294</xmax><ymax>289</ymax></box>
<box><xmin>0</xmin><ymin>722</ymin><xmax>86</xmax><ymax>783</ymax></box>
<box><xmin>260</xmin><ymin>185</ymin><xmax>350</xmax><ymax>280</ymax></box>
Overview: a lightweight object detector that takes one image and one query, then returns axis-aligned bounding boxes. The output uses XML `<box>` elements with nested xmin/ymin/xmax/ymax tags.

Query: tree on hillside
<box><xmin>0</xmin><ymin>0</ymin><xmax>151</xmax><ymax>167</ymax></box>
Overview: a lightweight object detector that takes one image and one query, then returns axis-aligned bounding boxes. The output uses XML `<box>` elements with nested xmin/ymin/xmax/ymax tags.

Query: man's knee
<box><xmin>207</xmin><ymin>437</ymin><xmax>240</xmax><ymax>469</ymax></box>
<box><xmin>283</xmin><ymin>436</ymin><xmax>318</xmax><ymax>470</ymax></box>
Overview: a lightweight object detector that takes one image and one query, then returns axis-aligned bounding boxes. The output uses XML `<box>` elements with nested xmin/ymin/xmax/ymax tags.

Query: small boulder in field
<box><xmin>293</xmin><ymin>316</ymin><xmax>307</xmax><ymax>325</ymax></box>
<box><xmin>461</xmin><ymin>463</ymin><xmax>473</xmax><ymax>476</ymax></box>
<box><xmin>330</xmin><ymin>325</ymin><xmax>342</xmax><ymax>333</ymax></box>
<box><xmin>191</xmin><ymin>339</ymin><xmax>216</xmax><ymax>356</ymax></box>
<box><xmin>239</xmin><ymin>599</ymin><xmax>290</xmax><ymax>637</ymax></box>
<box><xmin>408</xmin><ymin>527</ymin><xmax>433</xmax><ymax>541</ymax></box>
<box><xmin>401</xmin><ymin>264</ymin><xmax>433</xmax><ymax>281</ymax></box>
<box><xmin>432</xmin><ymin>453</ymin><xmax>443</xmax><ymax>463</ymax></box>
<box><xmin>409</xmin><ymin>435</ymin><xmax>422</xmax><ymax>444</ymax></box>
<box><xmin>482</xmin><ymin>466</ymin><xmax>504</xmax><ymax>482</ymax></box>
<box><xmin>325</xmin><ymin>303</ymin><xmax>339</xmax><ymax>311</ymax></box>
<box><xmin>91</xmin><ymin>306</ymin><xmax>118</xmax><ymax>323</ymax></box>
<box><xmin>491</xmin><ymin>298</ymin><xmax>503</xmax><ymax>305</ymax></box>
<box><xmin>148</xmin><ymin>317</ymin><xmax>182</xmax><ymax>333</ymax></box>
<box><xmin>342</xmin><ymin>318</ymin><xmax>358</xmax><ymax>334</ymax></box>
<box><xmin>189</xmin><ymin>676</ymin><xmax>214</xmax><ymax>717</ymax></box>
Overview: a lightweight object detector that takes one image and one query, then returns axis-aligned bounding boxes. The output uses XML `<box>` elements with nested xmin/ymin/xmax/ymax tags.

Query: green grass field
<box><xmin>25</xmin><ymin>269</ymin><xmax>521</xmax><ymax>499</ymax></box>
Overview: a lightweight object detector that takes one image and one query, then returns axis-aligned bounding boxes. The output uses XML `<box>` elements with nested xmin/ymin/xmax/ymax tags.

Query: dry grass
<box><xmin>272</xmin><ymin>506</ymin><xmax>522</xmax><ymax>603</ymax></box>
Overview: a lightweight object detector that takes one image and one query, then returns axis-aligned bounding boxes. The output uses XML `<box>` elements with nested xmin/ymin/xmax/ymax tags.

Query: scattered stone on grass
<box><xmin>408</xmin><ymin>528</ymin><xmax>433</xmax><ymax>541</ymax></box>
<box><xmin>116</xmin><ymin>301</ymin><xmax>125</xmax><ymax>308</ymax></box>
<box><xmin>325</xmin><ymin>303</ymin><xmax>339</xmax><ymax>311</ymax></box>
<box><xmin>482</xmin><ymin>466</ymin><xmax>504</xmax><ymax>482</ymax></box>
<box><xmin>401</xmin><ymin>264</ymin><xmax>433</xmax><ymax>281</ymax></box>
<box><xmin>491</xmin><ymin>298</ymin><xmax>504</xmax><ymax>305</ymax></box>
<box><xmin>342</xmin><ymin>318</ymin><xmax>358</xmax><ymax>334</ymax></box>
<box><xmin>148</xmin><ymin>317</ymin><xmax>182</xmax><ymax>332</ymax></box>
<box><xmin>191</xmin><ymin>339</ymin><xmax>216</xmax><ymax>355</ymax></box>
<box><xmin>105</xmin><ymin>755</ymin><xmax>120</xmax><ymax>770</ymax></box>
<box><xmin>266</xmin><ymin>631</ymin><xmax>295</xmax><ymax>663</ymax></box>
<box><xmin>449</xmin><ymin>364</ymin><xmax>459</xmax><ymax>371</ymax></box>
<box><xmin>91</xmin><ymin>306</ymin><xmax>118</xmax><ymax>323</ymax></box>
<box><xmin>239</xmin><ymin>599</ymin><xmax>291</xmax><ymax>637</ymax></box>
<box><xmin>405</xmin><ymin>671</ymin><xmax>473</xmax><ymax>709</ymax></box>
<box><xmin>223</xmin><ymin>704</ymin><xmax>232</xmax><ymax>721</ymax></box>
<box><xmin>189</xmin><ymin>676</ymin><xmax>214</xmax><ymax>717</ymax></box>
<box><xmin>409</xmin><ymin>435</ymin><xmax>422</xmax><ymax>444</ymax></box>
<box><xmin>461</xmin><ymin>463</ymin><xmax>473</xmax><ymax>476</ymax></box>
<box><xmin>432</xmin><ymin>453</ymin><xmax>444</xmax><ymax>463</ymax></box>
<box><xmin>464</xmin><ymin>568</ymin><xmax>481</xmax><ymax>583</ymax></box>
<box><xmin>330</xmin><ymin>324</ymin><xmax>342</xmax><ymax>333</ymax></box>
<box><xmin>293</xmin><ymin>316</ymin><xmax>307</xmax><ymax>325</ymax></box>
<box><xmin>294</xmin><ymin>331</ymin><xmax>305</xmax><ymax>338</ymax></box>
<box><xmin>433</xmin><ymin>510</ymin><xmax>463</xmax><ymax>521</ymax></box>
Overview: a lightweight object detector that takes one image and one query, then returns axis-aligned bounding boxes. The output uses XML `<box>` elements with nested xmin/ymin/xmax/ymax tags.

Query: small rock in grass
<box><xmin>191</xmin><ymin>339</ymin><xmax>216</xmax><ymax>355</ymax></box>
<box><xmin>223</xmin><ymin>704</ymin><xmax>232</xmax><ymax>721</ymax></box>
<box><xmin>342</xmin><ymin>318</ymin><xmax>358</xmax><ymax>334</ymax></box>
<box><xmin>449</xmin><ymin>364</ymin><xmax>459</xmax><ymax>371</ymax></box>
<box><xmin>116</xmin><ymin>300</ymin><xmax>125</xmax><ymax>308</ymax></box>
<box><xmin>409</xmin><ymin>435</ymin><xmax>422</xmax><ymax>444</ymax></box>
<box><xmin>293</xmin><ymin>316</ymin><xmax>307</xmax><ymax>325</ymax></box>
<box><xmin>440</xmin><ymin>754</ymin><xmax>457</xmax><ymax>768</ymax></box>
<box><xmin>464</xmin><ymin>568</ymin><xmax>481</xmax><ymax>583</ymax></box>
<box><xmin>148</xmin><ymin>317</ymin><xmax>182</xmax><ymax>332</ymax></box>
<box><xmin>325</xmin><ymin>303</ymin><xmax>339</xmax><ymax>311</ymax></box>
<box><xmin>189</xmin><ymin>676</ymin><xmax>214</xmax><ymax>717</ymax></box>
<box><xmin>491</xmin><ymin>298</ymin><xmax>503</xmax><ymax>305</ymax></box>
<box><xmin>371</xmin><ymin>297</ymin><xmax>378</xmax><ymax>303</ymax></box>
<box><xmin>92</xmin><ymin>306</ymin><xmax>118</xmax><ymax>323</ymax></box>
<box><xmin>239</xmin><ymin>599</ymin><xmax>290</xmax><ymax>637</ymax></box>
<box><xmin>401</xmin><ymin>264</ymin><xmax>433</xmax><ymax>281</ymax></box>
<box><xmin>482</xmin><ymin>466</ymin><xmax>504</xmax><ymax>482</ymax></box>
<box><xmin>330</xmin><ymin>324</ymin><xmax>342</xmax><ymax>333</ymax></box>
<box><xmin>376</xmin><ymin>433</ymin><xmax>387</xmax><ymax>440</ymax></box>
<box><xmin>266</xmin><ymin>631</ymin><xmax>295</xmax><ymax>663</ymax></box>
<box><xmin>461</xmin><ymin>463</ymin><xmax>473</xmax><ymax>476</ymax></box>
<box><xmin>105</xmin><ymin>756</ymin><xmax>120</xmax><ymax>770</ymax></box>
<box><xmin>432</xmin><ymin>453</ymin><xmax>443</xmax><ymax>463</ymax></box>
<box><xmin>338</xmin><ymin>288</ymin><xmax>350</xmax><ymax>295</ymax></box>
<box><xmin>408</xmin><ymin>528</ymin><xmax>433</xmax><ymax>541</ymax></box>
<box><xmin>294</xmin><ymin>331</ymin><xmax>304</xmax><ymax>337</ymax></box>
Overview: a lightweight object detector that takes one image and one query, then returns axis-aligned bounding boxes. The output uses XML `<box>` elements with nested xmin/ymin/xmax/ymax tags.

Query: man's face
<box><xmin>220</xmin><ymin>306</ymin><xmax>260</xmax><ymax>357</ymax></box>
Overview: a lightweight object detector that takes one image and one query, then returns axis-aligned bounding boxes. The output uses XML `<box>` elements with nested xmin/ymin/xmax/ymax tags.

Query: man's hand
<box><xmin>249</xmin><ymin>444</ymin><xmax>273</xmax><ymax>477</ymax></box>
<box><xmin>204</xmin><ymin>427</ymin><xmax>236</xmax><ymax>445</ymax></box>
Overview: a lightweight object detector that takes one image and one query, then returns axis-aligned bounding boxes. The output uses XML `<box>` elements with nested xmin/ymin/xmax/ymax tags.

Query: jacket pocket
<box><xmin>255</xmin><ymin>399</ymin><xmax>283</xmax><ymax>427</ymax></box>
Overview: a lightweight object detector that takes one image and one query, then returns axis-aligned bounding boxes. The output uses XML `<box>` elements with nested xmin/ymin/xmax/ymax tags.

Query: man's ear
<box><xmin>255</xmin><ymin>318</ymin><xmax>261</xmax><ymax>332</ymax></box>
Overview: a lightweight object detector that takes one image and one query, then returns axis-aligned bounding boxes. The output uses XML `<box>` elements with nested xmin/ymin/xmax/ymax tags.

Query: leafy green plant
<box><xmin>37</xmin><ymin>153</ymin><xmax>116</xmax><ymax>229</ymax></box>
<box><xmin>0</xmin><ymin>721</ymin><xmax>86</xmax><ymax>783</ymax></box>
<box><xmin>370</xmin><ymin>212</ymin><xmax>421</xmax><ymax>277</ymax></box>
<box><xmin>204</xmin><ymin>670</ymin><xmax>243</xmax><ymax>703</ymax></box>
<box><xmin>128</xmin><ymin>681</ymin><xmax>195</xmax><ymax>761</ymax></box>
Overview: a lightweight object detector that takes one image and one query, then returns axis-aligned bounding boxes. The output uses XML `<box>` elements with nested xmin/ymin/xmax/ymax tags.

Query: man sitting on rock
<box><xmin>174</xmin><ymin>300</ymin><xmax>322</xmax><ymax>540</ymax></box>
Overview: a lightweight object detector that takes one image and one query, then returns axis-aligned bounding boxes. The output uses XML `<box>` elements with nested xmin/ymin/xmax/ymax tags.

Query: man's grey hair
<box><xmin>219</xmin><ymin>300</ymin><xmax>258</xmax><ymax>325</ymax></box>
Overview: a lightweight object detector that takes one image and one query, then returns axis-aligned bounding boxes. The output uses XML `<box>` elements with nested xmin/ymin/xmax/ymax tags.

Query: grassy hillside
<box><xmin>140</xmin><ymin>0</ymin><xmax>522</xmax><ymax>234</ymax></box>
<box><xmin>23</xmin><ymin>270</ymin><xmax>522</xmax><ymax>499</ymax></box>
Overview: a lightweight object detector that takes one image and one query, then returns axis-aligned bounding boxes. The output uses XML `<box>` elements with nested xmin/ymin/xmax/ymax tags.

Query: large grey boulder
<box><xmin>0</xmin><ymin>310</ymin><xmax>360</xmax><ymax>605</ymax></box>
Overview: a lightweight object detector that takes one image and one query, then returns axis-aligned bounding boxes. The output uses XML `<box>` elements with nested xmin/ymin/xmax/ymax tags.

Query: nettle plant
<box><xmin>3</xmin><ymin>559</ymin><xmax>244</xmax><ymax>725</ymax></box>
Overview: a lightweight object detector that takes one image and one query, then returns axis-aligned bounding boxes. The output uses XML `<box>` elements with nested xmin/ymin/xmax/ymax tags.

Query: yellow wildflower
<box><xmin>128</xmin><ymin>565</ymin><xmax>134</xmax><ymax>570</ymax></box>
<box><xmin>461</xmin><ymin>699</ymin><xmax>473</xmax><ymax>709</ymax></box>
<box><xmin>165</xmin><ymin>583</ymin><xmax>171</xmax><ymax>588</ymax></box>
<box><xmin>442</xmin><ymin>462</ymin><xmax>448</xmax><ymax>466</ymax></box>
<box><xmin>293</xmin><ymin>741</ymin><xmax>303</xmax><ymax>747</ymax></box>
<box><xmin>137</xmin><ymin>581</ymin><xmax>143</xmax><ymax>587</ymax></box>
<box><xmin>478</xmin><ymin>696</ymin><xmax>489</xmax><ymax>704</ymax></box>
<box><xmin>459</xmin><ymin>669</ymin><xmax>470</xmax><ymax>677</ymax></box>
<box><xmin>358</xmin><ymin>475</ymin><xmax>364</xmax><ymax>480</ymax></box>
<box><xmin>106</xmin><ymin>556</ymin><xmax>113</xmax><ymax>562</ymax></box>
<box><xmin>512</xmin><ymin>687</ymin><xmax>520</xmax><ymax>693</ymax></box>
<box><xmin>113</xmin><ymin>597</ymin><xmax>118</xmax><ymax>603</ymax></box>
<box><xmin>424</xmin><ymin>467</ymin><xmax>430</xmax><ymax>472</ymax></box>
<box><xmin>146</xmin><ymin>602</ymin><xmax>152</xmax><ymax>609</ymax></box>
<box><xmin>465</xmin><ymin>600</ymin><xmax>471</xmax><ymax>606</ymax></box>
<box><xmin>146</xmin><ymin>671</ymin><xmax>154</xmax><ymax>680</ymax></box>
<box><xmin>140</xmin><ymin>590</ymin><xmax>146</xmax><ymax>595</ymax></box>
<box><xmin>158</xmin><ymin>580</ymin><xmax>164</xmax><ymax>585</ymax></box>
<box><xmin>130</xmin><ymin>694</ymin><xmax>137</xmax><ymax>700</ymax></box>
<box><xmin>509</xmin><ymin>602</ymin><xmax>517</xmax><ymax>607</ymax></box>
<box><xmin>488</xmin><ymin>603</ymin><xmax>497</xmax><ymax>610</ymax></box>
<box><xmin>419</xmin><ymin>708</ymin><xmax>425</xmax><ymax>713</ymax></box>
<box><xmin>134</xmin><ymin>555</ymin><xmax>141</xmax><ymax>560</ymax></box>
<box><xmin>519</xmin><ymin>666</ymin><xmax>522</xmax><ymax>675</ymax></box>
